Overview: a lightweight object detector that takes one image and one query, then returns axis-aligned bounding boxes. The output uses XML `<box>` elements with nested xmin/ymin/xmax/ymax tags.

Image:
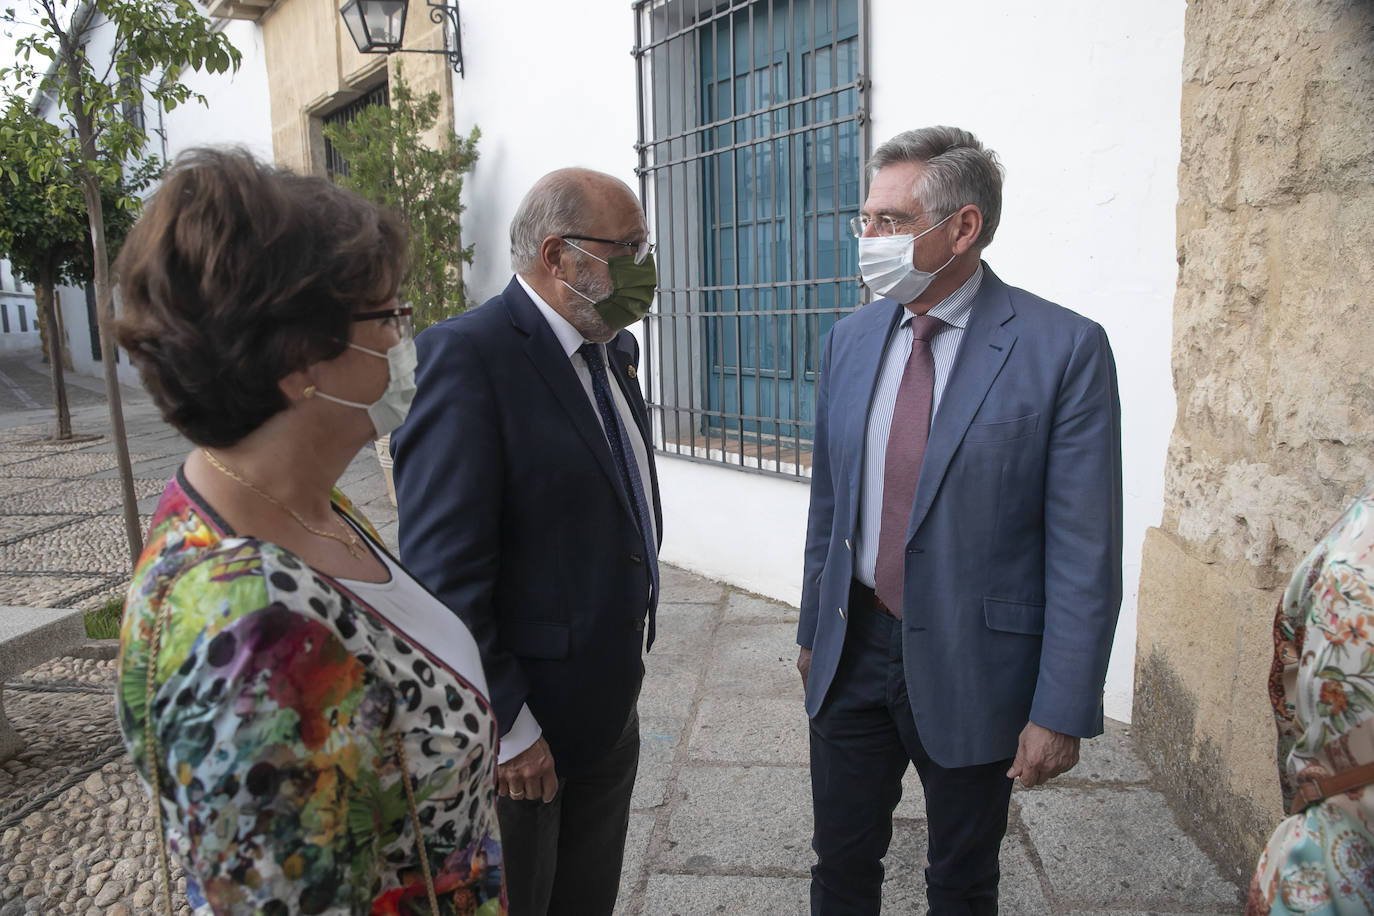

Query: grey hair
<box><xmin>868</xmin><ymin>126</ymin><xmax>1005</xmax><ymax>250</ymax></box>
<box><xmin>509</xmin><ymin>171</ymin><xmax>592</xmax><ymax>274</ymax></box>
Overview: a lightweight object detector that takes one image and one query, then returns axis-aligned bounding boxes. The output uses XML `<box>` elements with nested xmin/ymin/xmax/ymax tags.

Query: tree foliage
<box><xmin>0</xmin><ymin>101</ymin><xmax>150</xmax><ymax>291</ymax></box>
<box><xmin>0</xmin><ymin>0</ymin><xmax>240</xmax><ymax>562</ymax></box>
<box><xmin>324</xmin><ymin>61</ymin><xmax>480</xmax><ymax>331</ymax></box>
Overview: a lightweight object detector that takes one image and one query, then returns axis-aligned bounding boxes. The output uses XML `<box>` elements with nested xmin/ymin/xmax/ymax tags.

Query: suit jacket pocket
<box><xmin>964</xmin><ymin>413</ymin><xmax>1039</xmax><ymax>443</ymax></box>
<box><xmin>983</xmin><ymin>597</ymin><xmax>1045</xmax><ymax>636</ymax></box>
<box><xmin>502</xmin><ymin>620</ymin><xmax>571</xmax><ymax>659</ymax></box>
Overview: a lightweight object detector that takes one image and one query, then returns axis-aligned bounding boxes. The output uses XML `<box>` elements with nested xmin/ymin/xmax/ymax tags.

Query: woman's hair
<box><xmin>114</xmin><ymin>147</ymin><xmax>407</xmax><ymax>447</ymax></box>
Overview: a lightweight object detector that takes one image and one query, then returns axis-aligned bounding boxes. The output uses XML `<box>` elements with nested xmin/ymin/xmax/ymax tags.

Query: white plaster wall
<box><xmin>446</xmin><ymin>1</ymin><xmax>1183</xmax><ymax>721</ymax></box>
<box><xmin>448</xmin><ymin>3</ymin><xmax>642</xmax><ymax>304</ymax></box>
<box><xmin>864</xmin><ymin>1</ymin><xmax>1185</xmax><ymax>720</ymax></box>
<box><xmin>162</xmin><ymin>20</ymin><xmax>274</xmax><ymax>163</ymax></box>
<box><xmin>35</xmin><ymin>12</ymin><xmax>272</xmax><ymax>387</ymax></box>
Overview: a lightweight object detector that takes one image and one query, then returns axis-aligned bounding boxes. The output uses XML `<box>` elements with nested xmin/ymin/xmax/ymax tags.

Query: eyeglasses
<box><xmin>561</xmin><ymin>235</ymin><xmax>657</xmax><ymax>265</ymax></box>
<box><xmin>848</xmin><ymin>214</ymin><xmax>923</xmax><ymax>238</ymax></box>
<box><xmin>352</xmin><ymin>304</ymin><xmax>414</xmax><ymax>340</ymax></box>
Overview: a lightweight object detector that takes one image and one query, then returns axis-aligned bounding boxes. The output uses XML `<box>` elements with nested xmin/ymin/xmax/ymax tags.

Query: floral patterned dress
<box><xmin>118</xmin><ymin>472</ymin><xmax>505</xmax><ymax>915</ymax></box>
<box><xmin>1249</xmin><ymin>482</ymin><xmax>1374</xmax><ymax>915</ymax></box>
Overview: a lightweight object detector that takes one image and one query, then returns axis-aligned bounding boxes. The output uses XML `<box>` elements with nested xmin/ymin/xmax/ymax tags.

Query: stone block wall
<box><xmin>254</xmin><ymin>0</ymin><xmax>454</xmax><ymax>176</ymax></box>
<box><xmin>1134</xmin><ymin>0</ymin><xmax>1374</xmax><ymax>883</ymax></box>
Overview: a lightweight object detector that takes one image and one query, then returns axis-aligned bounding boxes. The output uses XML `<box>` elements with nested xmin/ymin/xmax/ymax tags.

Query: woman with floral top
<box><xmin>113</xmin><ymin>148</ymin><xmax>504</xmax><ymax>916</ymax></box>
<box><xmin>1248</xmin><ymin>481</ymin><xmax>1374</xmax><ymax>914</ymax></box>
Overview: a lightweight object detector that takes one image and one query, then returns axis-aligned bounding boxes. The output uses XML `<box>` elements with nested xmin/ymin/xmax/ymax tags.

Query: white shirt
<box><xmin>495</xmin><ymin>275</ymin><xmax>656</xmax><ymax>762</ymax></box>
<box><xmin>853</xmin><ymin>265</ymin><xmax>984</xmax><ymax>587</ymax></box>
<box><xmin>336</xmin><ymin>532</ymin><xmax>491</xmax><ymax>703</ymax></box>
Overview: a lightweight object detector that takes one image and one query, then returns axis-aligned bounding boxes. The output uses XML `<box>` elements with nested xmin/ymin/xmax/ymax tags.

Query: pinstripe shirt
<box><xmin>853</xmin><ymin>264</ymin><xmax>984</xmax><ymax>588</ymax></box>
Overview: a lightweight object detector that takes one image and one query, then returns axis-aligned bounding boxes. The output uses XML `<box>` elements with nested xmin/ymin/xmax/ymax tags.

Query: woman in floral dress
<box><xmin>114</xmin><ymin>149</ymin><xmax>504</xmax><ymax>915</ymax></box>
<box><xmin>1248</xmin><ymin>481</ymin><xmax>1374</xmax><ymax>914</ymax></box>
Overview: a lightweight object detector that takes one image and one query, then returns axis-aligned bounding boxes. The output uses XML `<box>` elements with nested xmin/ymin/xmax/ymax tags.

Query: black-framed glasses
<box><xmin>352</xmin><ymin>304</ymin><xmax>414</xmax><ymax>339</ymax></box>
<box><xmin>561</xmin><ymin>235</ymin><xmax>657</xmax><ymax>265</ymax></box>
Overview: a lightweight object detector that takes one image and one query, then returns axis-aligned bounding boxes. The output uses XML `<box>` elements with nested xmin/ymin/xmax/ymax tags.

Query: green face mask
<box><xmin>562</xmin><ymin>243</ymin><xmax>658</xmax><ymax>332</ymax></box>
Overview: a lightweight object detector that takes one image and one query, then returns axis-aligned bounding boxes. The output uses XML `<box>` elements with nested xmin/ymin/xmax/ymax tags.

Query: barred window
<box><xmin>323</xmin><ymin>81</ymin><xmax>390</xmax><ymax>180</ymax></box>
<box><xmin>634</xmin><ymin>0</ymin><xmax>867</xmax><ymax>478</ymax></box>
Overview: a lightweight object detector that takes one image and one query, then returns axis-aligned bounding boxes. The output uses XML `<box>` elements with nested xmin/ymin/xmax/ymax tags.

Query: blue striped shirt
<box><xmin>853</xmin><ymin>265</ymin><xmax>984</xmax><ymax>587</ymax></box>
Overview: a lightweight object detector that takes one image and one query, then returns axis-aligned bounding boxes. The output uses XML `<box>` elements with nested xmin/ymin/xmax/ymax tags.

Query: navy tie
<box><xmin>579</xmin><ymin>342</ymin><xmax>658</xmax><ymax>646</ymax></box>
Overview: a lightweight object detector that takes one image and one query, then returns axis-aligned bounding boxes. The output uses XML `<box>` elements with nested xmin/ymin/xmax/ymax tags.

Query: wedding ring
<box><xmin>509</xmin><ymin>791</ymin><xmax>525</xmax><ymax>799</ymax></box>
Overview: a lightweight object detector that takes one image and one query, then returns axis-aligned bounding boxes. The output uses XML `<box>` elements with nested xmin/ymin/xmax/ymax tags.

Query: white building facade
<box><xmin>33</xmin><ymin>11</ymin><xmax>273</xmax><ymax>386</ymax></box>
<box><xmin>449</xmin><ymin>0</ymin><xmax>1183</xmax><ymax>720</ymax></box>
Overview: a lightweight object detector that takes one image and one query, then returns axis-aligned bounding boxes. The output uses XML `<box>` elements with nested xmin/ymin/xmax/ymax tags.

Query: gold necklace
<box><xmin>200</xmin><ymin>448</ymin><xmax>363</xmax><ymax>560</ymax></box>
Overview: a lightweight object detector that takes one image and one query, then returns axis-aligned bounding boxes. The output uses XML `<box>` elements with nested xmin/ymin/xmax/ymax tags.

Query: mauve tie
<box><xmin>874</xmin><ymin>314</ymin><xmax>946</xmax><ymax>617</ymax></box>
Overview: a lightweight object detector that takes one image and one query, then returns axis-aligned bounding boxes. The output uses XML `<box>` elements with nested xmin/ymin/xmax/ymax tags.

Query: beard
<box><xmin>562</xmin><ymin>257</ymin><xmax>617</xmax><ymax>342</ymax></box>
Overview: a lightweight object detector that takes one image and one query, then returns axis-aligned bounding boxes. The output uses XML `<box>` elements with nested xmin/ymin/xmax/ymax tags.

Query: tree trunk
<box><xmin>34</xmin><ymin>279</ymin><xmax>71</xmax><ymax>439</ymax></box>
<box><xmin>71</xmin><ymin>90</ymin><xmax>142</xmax><ymax>564</ymax></box>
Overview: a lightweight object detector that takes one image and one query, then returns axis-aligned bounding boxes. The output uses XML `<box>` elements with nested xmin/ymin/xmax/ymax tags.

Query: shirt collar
<box><xmin>517</xmin><ymin>273</ymin><xmax>594</xmax><ymax>359</ymax></box>
<box><xmin>898</xmin><ymin>263</ymin><xmax>983</xmax><ymax>330</ymax></box>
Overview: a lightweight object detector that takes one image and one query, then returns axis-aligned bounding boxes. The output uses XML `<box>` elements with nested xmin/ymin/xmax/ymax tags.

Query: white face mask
<box><xmin>311</xmin><ymin>338</ymin><xmax>418</xmax><ymax>438</ymax></box>
<box><xmin>857</xmin><ymin>210</ymin><xmax>957</xmax><ymax>304</ymax></box>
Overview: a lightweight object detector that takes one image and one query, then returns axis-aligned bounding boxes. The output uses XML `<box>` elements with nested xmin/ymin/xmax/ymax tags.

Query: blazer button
<box><xmin>838</xmin><ymin>606</ymin><xmax>846</xmax><ymax>620</ymax></box>
<box><xmin>633</xmin><ymin>618</ymin><xmax>646</xmax><ymax>632</ymax></box>
<box><xmin>630</xmin><ymin>553</ymin><xmax>644</xmax><ymax>564</ymax></box>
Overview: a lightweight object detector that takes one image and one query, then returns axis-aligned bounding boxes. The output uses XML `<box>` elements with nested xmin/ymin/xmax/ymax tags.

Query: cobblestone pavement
<box><xmin>0</xmin><ymin>356</ymin><xmax>1247</xmax><ymax>914</ymax></box>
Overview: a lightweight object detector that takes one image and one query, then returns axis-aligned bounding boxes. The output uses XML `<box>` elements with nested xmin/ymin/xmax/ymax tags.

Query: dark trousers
<box><xmin>497</xmin><ymin>709</ymin><xmax>640</xmax><ymax>916</ymax></box>
<box><xmin>809</xmin><ymin>583</ymin><xmax>1014</xmax><ymax>916</ymax></box>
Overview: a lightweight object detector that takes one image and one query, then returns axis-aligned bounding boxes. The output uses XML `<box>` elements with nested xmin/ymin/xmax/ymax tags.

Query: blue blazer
<box><xmin>391</xmin><ymin>277</ymin><xmax>662</xmax><ymax>778</ymax></box>
<box><xmin>799</xmin><ymin>264</ymin><xmax>1123</xmax><ymax>768</ymax></box>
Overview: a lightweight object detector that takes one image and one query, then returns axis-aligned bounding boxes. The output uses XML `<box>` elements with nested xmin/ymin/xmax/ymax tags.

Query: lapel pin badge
<box><xmin>627</xmin><ymin>365</ymin><xmax>638</xmax><ymax>380</ymax></box>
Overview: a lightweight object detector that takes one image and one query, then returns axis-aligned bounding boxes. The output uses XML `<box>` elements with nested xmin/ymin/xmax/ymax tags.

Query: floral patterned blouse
<box><xmin>118</xmin><ymin>472</ymin><xmax>505</xmax><ymax>916</ymax></box>
<box><xmin>1249</xmin><ymin>481</ymin><xmax>1374</xmax><ymax>915</ymax></box>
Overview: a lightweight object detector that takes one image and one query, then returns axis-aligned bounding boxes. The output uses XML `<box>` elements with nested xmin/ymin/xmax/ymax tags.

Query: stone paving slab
<box><xmin>651</xmin><ymin>603</ymin><xmax>715</xmax><ymax>656</ymax></box>
<box><xmin>0</xmin><ymin>428</ymin><xmax>109</xmax><ymax>452</ymax></box>
<box><xmin>633</xmin><ymin>715</ymin><xmax>685</xmax><ymax>809</ymax></box>
<box><xmin>1018</xmin><ymin>786</ymin><xmax>1242</xmax><ymax>911</ymax></box>
<box><xmin>1066</xmin><ymin>719</ymin><xmax>1152</xmax><ymax>785</ymax></box>
<box><xmin>0</xmin><ymin>477</ymin><xmax>163</xmax><ymax>515</ymax></box>
<box><xmin>882</xmin><ymin>823</ymin><xmax>1050</xmax><ymax>912</ymax></box>
<box><xmin>0</xmin><ymin>687</ymin><xmax>123</xmax><ymax>826</ymax></box>
<box><xmin>723</xmin><ymin>591</ymin><xmax>798</xmax><ymax>624</ymax></box>
<box><xmin>639</xmin><ymin>652</ymin><xmax>704</xmax><ymax>722</ymax></box>
<box><xmin>0</xmin><ymin>514</ymin><xmax>153</xmax><ymax>574</ymax></box>
<box><xmin>664</xmin><ymin>765</ymin><xmax>813</xmax><ymax>874</ymax></box>
<box><xmin>702</xmin><ymin>622</ymin><xmax>804</xmax><ymax>699</ymax></box>
<box><xmin>688</xmin><ymin>694</ymin><xmax>808</xmax><ymax>765</ymax></box>
<box><xmin>659</xmin><ymin>564</ymin><xmax>728</xmax><ymax>604</ymax></box>
<box><xmin>0</xmin><ymin>514</ymin><xmax>82</xmax><ymax>543</ymax></box>
<box><xmin>616</xmin><ymin>809</ymin><xmax>658</xmax><ymax>915</ymax></box>
<box><xmin>0</xmin><ymin>452</ymin><xmax>159</xmax><ymax>479</ymax></box>
<box><xmin>0</xmin><ymin>574</ymin><xmax>111</xmax><ymax>610</ymax></box>
<box><xmin>638</xmin><ymin>874</ymin><xmax>811</xmax><ymax>915</ymax></box>
<box><xmin>0</xmin><ymin>477</ymin><xmax>61</xmax><ymax>500</ymax></box>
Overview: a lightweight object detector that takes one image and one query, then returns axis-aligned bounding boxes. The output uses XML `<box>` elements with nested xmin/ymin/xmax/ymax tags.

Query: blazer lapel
<box><xmin>504</xmin><ymin>279</ymin><xmax>636</xmax><ymax>519</ymax></box>
<box><xmin>907</xmin><ymin>268</ymin><xmax>1016</xmax><ymax>539</ymax></box>
<box><xmin>836</xmin><ymin>301</ymin><xmax>904</xmax><ymax>535</ymax></box>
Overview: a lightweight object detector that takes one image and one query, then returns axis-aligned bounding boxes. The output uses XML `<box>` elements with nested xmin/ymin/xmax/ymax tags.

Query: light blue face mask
<box><xmin>310</xmin><ymin>338</ymin><xmax>418</xmax><ymax>438</ymax></box>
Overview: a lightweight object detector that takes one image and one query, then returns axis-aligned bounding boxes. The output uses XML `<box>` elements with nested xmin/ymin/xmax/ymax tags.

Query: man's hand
<box><xmin>1006</xmin><ymin>722</ymin><xmax>1079</xmax><ymax>788</ymax></box>
<box><xmin>497</xmin><ymin>736</ymin><xmax>558</xmax><ymax>803</ymax></box>
<box><xmin>797</xmin><ymin>647</ymin><xmax>813</xmax><ymax>689</ymax></box>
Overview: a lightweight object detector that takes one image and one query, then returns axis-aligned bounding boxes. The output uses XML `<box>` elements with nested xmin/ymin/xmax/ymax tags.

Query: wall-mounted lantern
<box><xmin>339</xmin><ymin>0</ymin><xmax>464</xmax><ymax>75</ymax></box>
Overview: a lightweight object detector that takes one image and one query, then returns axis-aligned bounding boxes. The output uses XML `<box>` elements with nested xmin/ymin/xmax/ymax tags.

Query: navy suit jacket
<box><xmin>391</xmin><ymin>277</ymin><xmax>662</xmax><ymax>778</ymax></box>
<box><xmin>799</xmin><ymin>264</ymin><xmax>1123</xmax><ymax>768</ymax></box>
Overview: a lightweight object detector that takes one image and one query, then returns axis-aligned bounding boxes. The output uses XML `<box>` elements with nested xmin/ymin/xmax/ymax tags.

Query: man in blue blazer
<box><xmin>391</xmin><ymin>168</ymin><xmax>662</xmax><ymax>915</ymax></box>
<box><xmin>798</xmin><ymin>127</ymin><xmax>1122</xmax><ymax>914</ymax></box>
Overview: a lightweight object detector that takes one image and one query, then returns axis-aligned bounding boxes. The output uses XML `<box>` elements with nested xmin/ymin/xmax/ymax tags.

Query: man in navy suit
<box><xmin>798</xmin><ymin>127</ymin><xmax>1123</xmax><ymax>914</ymax></box>
<box><xmin>391</xmin><ymin>168</ymin><xmax>662</xmax><ymax>915</ymax></box>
